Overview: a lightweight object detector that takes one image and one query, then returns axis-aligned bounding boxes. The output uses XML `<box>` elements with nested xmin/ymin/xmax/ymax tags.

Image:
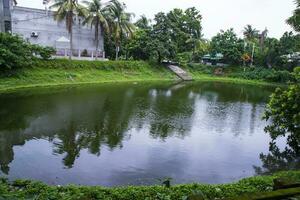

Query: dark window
<box><xmin>4</xmin><ymin>21</ymin><xmax>11</xmax><ymax>32</ymax></box>
<box><xmin>3</xmin><ymin>0</ymin><xmax>11</xmax><ymax>16</ymax></box>
<box><xmin>3</xmin><ymin>0</ymin><xmax>10</xmax><ymax>8</ymax></box>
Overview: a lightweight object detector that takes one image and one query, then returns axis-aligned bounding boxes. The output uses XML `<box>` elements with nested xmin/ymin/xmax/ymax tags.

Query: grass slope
<box><xmin>0</xmin><ymin>60</ymin><xmax>176</xmax><ymax>92</ymax></box>
<box><xmin>0</xmin><ymin>60</ymin><xmax>286</xmax><ymax>93</ymax></box>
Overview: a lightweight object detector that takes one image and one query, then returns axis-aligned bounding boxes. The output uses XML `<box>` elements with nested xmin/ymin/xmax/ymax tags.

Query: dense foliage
<box><xmin>107</xmin><ymin>7</ymin><xmax>203</xmax><ymax>62</ymax></box>
<box><xmin>210</xmin><ymin>29</ymin><xmax>244</xmax><ymax>65</ymax></box>
<box><xmin>254</xmin><ymin>82</ymin><xmax>300</xmax><ymax>175</ymax></box>
<box><xmin>187</xmin><ymin>63</ymin><xmax>296</xmax><ymax>83</ymax></box>
<box><xmin>1</xmin><ymin>171</ymin><xmax>300</xmax><ymax>200</ymax></box>
<box><xmin>287</xmin><ymin>0</ymin><xmax>300</xmax><ymax>32</ymax></box>
<box><xmin>102</xmin><ymin>0</ymin><xmax>300</xmax><ymax>71</ymax></box>
<box><xmin>264</xmin><ymin>85</ymin><xmax>300</xmax><ymax>139</ymax></box>
<box><xmin>0</xmin><ymin>33</ymin><xmax>54</xmax><ymax>72</ymax></box>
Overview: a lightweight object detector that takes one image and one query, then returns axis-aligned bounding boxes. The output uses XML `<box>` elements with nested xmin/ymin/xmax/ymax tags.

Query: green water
<box><xmin>0</xmin><ymin>81</ymin><xmax>278</xmax><ymax>186</ymax></box>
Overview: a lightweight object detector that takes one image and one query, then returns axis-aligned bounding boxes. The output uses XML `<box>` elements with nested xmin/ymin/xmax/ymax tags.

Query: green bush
<box><xmin>1</xmin><ymin>171</ymin><xmax>300</xmax><ymax>200</ymax></box>
<box><xmin>228</xmin><ymin>67</ymin><xmax>294</xmax><ymax>83</ymax></box>
<box><xmin>0</xmin><ymin>33</ymin><xmax>55</xmax><ymax>72</ymax></box>
<box><xmin>186</xmin><ymin>63</ymin><xmax>295</xmax><ymax>84</ymax></box>
<box><xmin>265</xmin><ymin>70</ymin><xmax>295</xmax><ymax>83</ymax></box>
<box><xmin>31</xmin><ymin>45</ymin><xmax>55</xmax><ymax>60</ymax></box>
<box><xmin>175</xmin><ymin>52</ymin><xmax>193</xmax><ymax>65</ymax></box>
<box><xmin>0</xmin><ymin>33</ymin><xmax>34</xmax><ymax>70</ymax></box>
<box><xmin>187</xmin><ymin>63</ymin><xmax>214</xmax><ymax>74</ymax></box>
<box><xmin>264</xmin><ymin>85</ymin><xmax>300</xmax><ymax>139</ymax></box>
<box><xmin>293</xmin><ymin>67</ymin><xmax>300</xmax><ymax>82</ymax></box>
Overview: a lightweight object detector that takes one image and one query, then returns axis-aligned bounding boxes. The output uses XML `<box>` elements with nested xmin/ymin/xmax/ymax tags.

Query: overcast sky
<box><xmin>17</xmin><ymin>0</ymin><xmax>295</xmax><ymax>39</ymax></box>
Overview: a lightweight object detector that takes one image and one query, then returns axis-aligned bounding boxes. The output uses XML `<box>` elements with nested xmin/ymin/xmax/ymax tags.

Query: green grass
<box><xmin>0</xmin><ymin>60</ymin><xmax>177</xmax><ymax>92</ymax></box>
<box><xmin>0</xmin><ymin>60</ymin><xmax>290</xmax><ymax>93</ymax></box>
<box><xmin>190</xmin><ymin>72</ymin><xmax>284</xmax><ymax>87</ymax></box>
<box><xmin>1</xmin><ymin>171</ymin><xmax>300</xmax><ymax>200</ymax></box>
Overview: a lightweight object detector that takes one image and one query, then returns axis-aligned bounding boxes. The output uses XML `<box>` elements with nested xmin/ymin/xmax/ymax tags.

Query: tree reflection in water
<box><xmin>254</xmin><ymin>86</ymin><xmax>300</xmax><ymax>175</ymax></box>
<box><xmin>0</xmin><ymin>82</ymin><xmax>274</xmax><ymax>177</ymax></box>
<box><xmin>254</xmin><ymin>135</ymin><xmax>300</xmax><ymax>175</ymax></box>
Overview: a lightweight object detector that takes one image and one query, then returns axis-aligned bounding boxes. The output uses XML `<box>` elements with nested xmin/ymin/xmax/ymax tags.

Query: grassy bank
<box><xmin>0</xmin><ymin>60</ymin><xmax>291</xmax><ymax>93</ymax></box>
<box><xmin>186</xmin><ymin>63</ymin><xmax>296</xmax><ymax>87</ymax></box>
<box><xmin>1</xmin><ymin>171</ymin><xmax>300</xmax><ymax>200</ymax></box>
<box><xmin>0</xmin><ymin>60</ymin><xmax>177</xmax><ymax>92</ymax></box>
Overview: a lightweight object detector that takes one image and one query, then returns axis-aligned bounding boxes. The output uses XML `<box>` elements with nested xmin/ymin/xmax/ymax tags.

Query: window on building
<box><xmin>3</xmin><ymin>0</ymin><xmax>11</xmax><ymax>16</ymax></box>
<box><xmin>3</xmin><ymin>0</ymin><xmax>10</xmax><ymax>8</ymax></box>
<box><xmin>4</xmin><ymin>21</ymin><xmax>11</xmax><ymax>32</ymax></box>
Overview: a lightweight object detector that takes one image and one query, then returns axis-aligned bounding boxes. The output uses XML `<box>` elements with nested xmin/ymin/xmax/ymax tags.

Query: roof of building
<box><xmin>56</xmin><ymin>36</ymin><xmax>70</xmax><ymax>43</ymax></box>
<box><xmin>202</xmin><ymin>53</ymin><xmax>224</xmax><ymax>60</ymax></box>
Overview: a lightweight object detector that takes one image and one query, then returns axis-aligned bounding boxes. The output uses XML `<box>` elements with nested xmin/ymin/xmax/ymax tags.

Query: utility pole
<box><xmin>251</xmin><ymin>43</ymin><xmax>255</xmax><ymax>67</ymax></box>
<box><xmin>243</xmin><ymin>42</ymin><xmax>247</xmax><ymax>69</ymax></box>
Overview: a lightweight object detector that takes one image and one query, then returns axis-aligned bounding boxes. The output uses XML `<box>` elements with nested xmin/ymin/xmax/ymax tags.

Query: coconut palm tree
<box><xmin>106</xmin><ymin>0</ymin><xmax>135</xmax><ymax>60</ymax></box>
<box><xmin>287</xmin><ymin>0</ymin><xmax>300</xmax><ymax>32</ymax></box>
<box><xmin>243</xmin><ymin>24</ymin><xmax>259</xmax><ymax>41</ymax></box>
<box><xmin>135</xmin><ymin>15</ymin><xmax>151</xmax><ymax>29</ymax></box>
<box><xmin>50</xmin><ymin>0</ymin><xmax>86</xmax><ymax>59</ymax></box>
<box><xmin>82</xmin><ymin>0</ymin><xmax>109</xmax><ymax>59</ymax></box>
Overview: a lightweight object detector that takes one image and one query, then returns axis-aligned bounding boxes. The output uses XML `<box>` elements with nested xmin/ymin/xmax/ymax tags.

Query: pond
<box><xmin>0</xmin><ymin>81</ymin><xmax>281</xmax><ymax>186</ymax></box>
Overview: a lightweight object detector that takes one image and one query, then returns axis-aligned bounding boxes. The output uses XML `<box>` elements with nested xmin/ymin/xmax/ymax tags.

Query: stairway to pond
<box><xmin>167</xmin><ymin>65</ymin><xmax>193</xmax><ymax>81</ymax></box>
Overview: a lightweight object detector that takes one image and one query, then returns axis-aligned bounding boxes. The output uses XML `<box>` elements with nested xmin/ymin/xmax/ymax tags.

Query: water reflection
<box><xmin>0</xmin><ymin>82</ymin><xmax>275</xmax><ymax>185</ymax></box>
<box><xmin>254</xmin><ymin>126</ymin><xmax>300</xmax><ymax>174</ymax></box>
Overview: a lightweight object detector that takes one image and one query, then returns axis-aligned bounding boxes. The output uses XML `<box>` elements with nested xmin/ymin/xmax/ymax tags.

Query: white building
<box><xmin>0</xmin><ymin>0</ymin><xmax>105</xmax><ymax>59</ymax></box>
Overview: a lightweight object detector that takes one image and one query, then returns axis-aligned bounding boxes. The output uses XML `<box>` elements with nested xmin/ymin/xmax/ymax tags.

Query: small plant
<box><xmin>81</xmin><ymin>49</ymin><xmax>88</xmax><ymax>57</ymax></box>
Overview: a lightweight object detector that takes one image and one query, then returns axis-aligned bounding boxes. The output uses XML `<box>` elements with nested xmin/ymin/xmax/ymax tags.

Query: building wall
<box><xmin>10</xmin><ymin>6</ymin><xmax>104</xmax><ymax>56</ymax></box>
<box><xmin>0</xmin><ymin>0</ymin><xmax>12</xmax><ymax>32</ymax></box>
<box><xmin>0</xmin><ymin>0</ymin><xmax>3</xmax><ymax>32</ymax></box>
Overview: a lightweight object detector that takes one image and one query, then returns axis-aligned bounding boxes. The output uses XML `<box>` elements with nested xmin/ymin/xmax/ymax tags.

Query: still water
<box><xmin>0</xmin><ymin>81</ymin><xmax>277</xmax><ymax>186</ymax></box>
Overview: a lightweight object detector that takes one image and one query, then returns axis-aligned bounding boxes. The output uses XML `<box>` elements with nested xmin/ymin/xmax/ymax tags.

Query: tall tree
<box><xmin>106</xmin><ymin>0</ymin><xmax>135</xmax><ymax>60</ymax></box>
<box><xmin>211</xmin><ymin>29</ymin><xmax>244</xmax><ymax>64</ymax></box>
<box><xmin>82</xmin><ymin>0</ymin><xmax>109</xmax><ymax>58</ymax></box>
<box><xmin>287</xmin><ymin>0</ymin><xmax>300</xmax><ymax>32</ymax></box>
<box><xmin>50</xmin><ymin>0</ymin><xmax>85</xmax><ymax>59</ymax></box>
<box><xmin>167</xmin><ymin>7</ymin><xmax>202</xmax><ymax>53</ymax></box>
<box><xmin>151</xmin><ymin>12</ymin><xmax>176</xmax><ymax>62</ymax></box>
<box><xmin>243</xmin><ymin>24</ymin><xmax>259</xmax><ymax>41</ymax></box>
<box><xmin>135</xmin><ymin>15</ymin><xmax>151</xmax><ymax>30</ymax></box>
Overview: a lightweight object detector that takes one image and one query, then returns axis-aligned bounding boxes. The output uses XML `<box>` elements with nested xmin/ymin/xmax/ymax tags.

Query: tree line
<box><xmin>49</xmin><ymin>0</ymin><xmax>300</xmax><ymax>70</ymax></box>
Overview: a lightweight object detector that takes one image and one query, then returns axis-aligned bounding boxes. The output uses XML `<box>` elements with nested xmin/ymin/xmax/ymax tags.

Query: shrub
<box><xmin>31</xmin><ymin>45</ymin><xmax>55</xmax><ymax>60</ymax></box>
<box><xmin>175</xmin><ymin>52</ymin><xmax>193</xmax><ymax>66</ymax></box>
<box><xmin>293</xmin><ymin>66</ymin><xmax>300</xmax><ymax>82</ymax></box>
<box><xmin>0</xmin><ymin>32</ymin><xmax>55</xmax><ymax>72</ymax></box>
<box><xmin>264</xmin><ymin>85</ymin><xmax>300</xmax><ymax>139</ymax></box>
<box><xmin>228</xmin><ymin>67</ymin><xmax>294</xmax><ymax>83</ymax></box>
<box><xmin>0</xmin><ymin>33</ymin><xmax>34</xmax><ymax>70</ymax></box>
<box><xmin>265</xmin><ymin>70</ymin><xmax>295</xmax><ymax>83</ymax></box>
<box><xmin>1</xmin><ymin>171</ymin><xmax>300</xmax><ymax>200</ymax></box>
<box><xmin>186</xmin><ymin>63</ymin><xmax>214</xmax><ymax>74</ymax></box>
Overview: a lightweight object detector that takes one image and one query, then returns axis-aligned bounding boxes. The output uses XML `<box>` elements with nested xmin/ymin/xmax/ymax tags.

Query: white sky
<box><xmin>17</xmin><ymin>0</ymin><xmax>295</xmax><ymax>39</ymax></box>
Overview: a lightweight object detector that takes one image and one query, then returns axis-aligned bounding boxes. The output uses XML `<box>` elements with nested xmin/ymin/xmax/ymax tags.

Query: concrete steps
<box><xmin>167</xmin><ymin>65</ymin><xmax>193</xmax><ymax>81</ymax></box>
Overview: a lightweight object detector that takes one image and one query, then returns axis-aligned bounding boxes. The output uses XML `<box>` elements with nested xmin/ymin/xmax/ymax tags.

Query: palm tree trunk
<box><xmin>115</xmin><ymin>45</ymin><xmax>119</xmax><ymax>60</ymax></box>
<box><xmin>68</xmin><ymin>11</ymin><xmax>73</xmax><ymax>60</ymax></box>
<box><xmin>115</xmin><ymin>39</ymin><xmax>120</xmax><ymax>60</ymax></box>
<box><xmin>95</xmin><ymin>20</ymin><xmax>99</xmax><ymax>60</ymax></box>
<box><xmin>69</xmin><ymin>27</ymin><xmax>73</xmax><ymax>60</ymax></box>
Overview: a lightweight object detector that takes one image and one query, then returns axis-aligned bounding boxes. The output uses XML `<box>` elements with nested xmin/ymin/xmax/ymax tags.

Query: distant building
<box><xmin>0</xmin><ymin>0</ymin><xmax>105</xmax><ymax>59</ymax></box>
<box><xmin>202</xmin><ymin>53</ymin><xmax>228</xmax><ymax>67</ymax></box>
